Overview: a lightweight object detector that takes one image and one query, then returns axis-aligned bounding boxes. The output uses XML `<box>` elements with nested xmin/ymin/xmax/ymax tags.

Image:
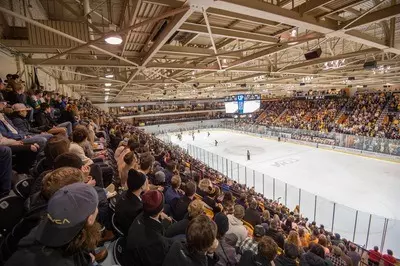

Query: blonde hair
<box><xmin>188</xmin><ymin>199</ymin><xmax>204</xmax><ymax>218</ymax></box>
<box><xmin>287</xmin><ymin>230</ymin><xmax>301</xmax><ymax>246</ymax></box>
<box><xmin>198</xmin><ymin>178</ymin><xmax>212</xmax><ymax>192</ymax></box>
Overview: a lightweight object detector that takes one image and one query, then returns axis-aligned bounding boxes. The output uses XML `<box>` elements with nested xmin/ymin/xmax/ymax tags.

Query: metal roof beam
<box><xmin>206</xmin><ymin>8</ymin><xmax>281</xmax><ymax>27</ymax></box>
<box><xmin>179</xmin><ymin>22</ymin><xmax>279</xmax><ymax>44</ymax></box>
<box><xmin>295</xmin><ymin>0</ymin><xmax>336</xmax><ymax>14</ymax></box>
<box><xmin>141</xmin><ymin>4</ymin><xmax>193</xmax><ymax>66</ymax></box>
<box><xmin>342</xmin><ymin>3</ymin><xmax>400</xmax><ymax>30</ymax></box>
<box><xmin>281</xmin><ymin>47</ymin><xmax>380</xmax><ymax>71</ymax></box>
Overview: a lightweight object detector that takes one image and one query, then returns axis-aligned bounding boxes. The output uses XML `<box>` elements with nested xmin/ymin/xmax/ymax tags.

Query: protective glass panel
<box><xmin>333</xmin><ymin>203</ymin><xmax>357</xmax><ymax>241</ymax></box>
<box><xmin>254</xmin><ymin>171</ymin><xmax>263</xmax><ymax>195</ymax></box>
<box><xmin>246</xmin><ymin>168</ymin><xmax>254</xmax><ymax>188</ymax></box>
<box><xmin>286</xmin><ymin>184</ymin><xmax>299</xmax><ymax>212</ymax></box>
<box><xmin>299</xmin><ymin>189</ymin><xmax>315</xmax><ymax>222</ymax></box>
<box><xmin>315</xmin><ymin>197</ymin><xmax>334</xmax><ymax>231</ymax></box>
<box><xmin>384</xmin><ymin>219</ymin><xmax>400</xmax><ymax>255</ymax></box>
<box><xmin>354</xmin><ymin>211</ymin><xmax>371</xmax><ymax>247</ymax></box>
<box><xmin>263</xmin><ymin>174</ymin><xmax>274</xmax><ymax>200</ymax></box>
<box><xmin>274</xmin><ymin>178</ymin><xmax>286</xmax><ymax>204</ymax></box>
<box><xmin>238</xmin><ymin>163</ymin><xmax>246</xmax><ymax>185</ymax></box>
<box><xmin>367</xmin><ymin>215</ymin><xmax>385</xmax><ymax>250</ymax></box>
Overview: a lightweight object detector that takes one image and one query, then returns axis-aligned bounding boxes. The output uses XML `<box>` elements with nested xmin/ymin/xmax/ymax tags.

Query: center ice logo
<box><xmin>271</xmin><ymin>158</ymin><xmax>299</xmax><ymax>167</ymax></box>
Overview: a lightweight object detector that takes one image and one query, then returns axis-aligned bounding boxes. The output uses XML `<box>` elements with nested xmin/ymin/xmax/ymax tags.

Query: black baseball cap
<box><xmin>35</xmin><ymin>183</ymin><xmax>99</xmax><ymax>247</ymax></box>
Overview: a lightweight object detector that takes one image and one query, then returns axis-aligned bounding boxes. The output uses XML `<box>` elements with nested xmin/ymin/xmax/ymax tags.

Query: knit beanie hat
<box><xmin>127</xmin><ymin>169</ymin><xmax>147</xmax><ymax>192</ymax></box>
<box><xmin>142</xmin><ymin>190</ymin><xmax>164</xmax><ymax>216</ymax></box>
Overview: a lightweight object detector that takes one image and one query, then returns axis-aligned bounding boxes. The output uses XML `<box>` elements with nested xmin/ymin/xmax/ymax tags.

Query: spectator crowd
<box><xmin>0</xmin><ymin>73</ymin><xmax>398</xmax><ymax>266</ymax></box>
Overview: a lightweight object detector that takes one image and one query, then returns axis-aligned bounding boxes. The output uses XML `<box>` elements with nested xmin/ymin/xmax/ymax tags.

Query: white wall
<box><xmin>141</xmin><ymin>119</ymin><xmax>233</xmax><ymax>133</ymax></box>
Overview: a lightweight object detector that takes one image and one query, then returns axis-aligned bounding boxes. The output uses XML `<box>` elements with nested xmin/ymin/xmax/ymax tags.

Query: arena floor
<box><xmin>169</xmin><ymin>130</ymin><xmax>400</xmax><ymax>251</ymax></box>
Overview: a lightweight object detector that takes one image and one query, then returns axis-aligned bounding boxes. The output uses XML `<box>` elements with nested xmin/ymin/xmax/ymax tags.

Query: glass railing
<box><xmin>185</xmin><ymin>143</ymin><xmax>400</xmax><ymax>256</ymax></box>
<box><xmin>156</xmin><ymin>122</ymin><xmax>400</xmax><ymax>256</ymax></box>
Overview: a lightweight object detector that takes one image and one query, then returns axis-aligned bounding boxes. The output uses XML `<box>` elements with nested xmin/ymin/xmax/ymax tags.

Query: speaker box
<box><xmin>304</xmin><ymin>48</ymin><xmax>322</xmax><ymax>60</ymax></box>
<box><xmin>363</xmin><ymin>61</ymin><xmax>377</xmax><ymax>70</ymax></box>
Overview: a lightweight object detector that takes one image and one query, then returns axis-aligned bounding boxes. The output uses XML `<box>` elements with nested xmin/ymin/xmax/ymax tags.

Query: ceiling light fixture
<box><xmin>105</xmin><ymin>83</ymin><xmax>112</xmax><ymax>87</ymax></box>
<box><xmin>105</xmin><ymin>74</ymin><xmax>114</xmax><ymax>78</ymax></box>
<box><xmin>105</xmin><ymin>34</ymin><xmax>123</xmax><ymax>45</ymax></box>
<box><xmin>290</xmin><ymin>29</ymin><xmax>297</xmax><ymax>37</ymax></box>
<box><xmin>104</xmin><ymin>88</ymin><xmax>111</xmax><ymax>91</ymax></box>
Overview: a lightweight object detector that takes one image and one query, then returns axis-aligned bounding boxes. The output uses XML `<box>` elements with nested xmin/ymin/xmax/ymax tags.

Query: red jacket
<box><xmin>382</xmin><ymin>254</ymin><xmax>397</xmax><ymax>266</ymax></box>
<box><xmin>369</xmin><ymin>250</ymin><xmax>382</xmax><ymax>263</ymax></box>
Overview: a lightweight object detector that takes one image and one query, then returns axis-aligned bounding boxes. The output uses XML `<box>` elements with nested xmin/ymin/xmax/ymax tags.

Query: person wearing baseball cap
<box><xmin>5</xmin><ymin>182</ymin><xmax>102</xmax><ymax>266</ymax></box>
<box><xmin>240</xmin><ymin>224</ymin><xmax>266</xmax><ymax>255</ymax></box>
<box><xmin>10</xmin><ymin>103</ymin><xmax>52</xmax><ymax>139</ymax></box>
<box><xmin>125</xmin><ymin>190</ymin><xmax>174</xmax><ymax>266</ymax></box>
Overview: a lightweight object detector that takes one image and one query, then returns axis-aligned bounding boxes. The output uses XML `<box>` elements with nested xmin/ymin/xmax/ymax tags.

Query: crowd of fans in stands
<box><xmin>256</xmin><ymin>92</ymin><xmax>400</xmax><ymax>139</ymax></box>
<box><xmin>0</xmin><ymin>73</ymin><xmax>398</xmax><ymax>266</ymax></box>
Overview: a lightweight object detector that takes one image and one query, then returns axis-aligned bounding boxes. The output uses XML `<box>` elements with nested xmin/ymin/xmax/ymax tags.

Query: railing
<box><xmin>156</xmin><ymin>122</ymin><xmax>400</xmax><ymax>257</ymax></box>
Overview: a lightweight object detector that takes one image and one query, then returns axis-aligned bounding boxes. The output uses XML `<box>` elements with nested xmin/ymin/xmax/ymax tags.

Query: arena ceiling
<box><xmin>0</xmin><ymin>0</ymin><xmax>399</xmax><ymax>103</ymax></box>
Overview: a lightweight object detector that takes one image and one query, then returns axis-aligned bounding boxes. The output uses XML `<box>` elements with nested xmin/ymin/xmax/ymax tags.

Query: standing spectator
<box><xmin>265</xmin><ymin>219</ymin><xmax>285</xmax><ymax>250</ymax></box>
<box><xmin>125</xmin><ymin>190</ymin><xmax>174</xmax><ymax>266</ymax></box>
<box><xmin>347</xmin><ymin>244</ymin><xmax>361</xmax><ymax>266</ymax></box>
<box><xmin>115</xmin><ymin>169</ymin><xmax>149</xmax><ymax>235</ymax></box>
<box><xmin>238</xmin><ymin>236</ymin><xmax>278</xmax><ymax>266</ymax></box>
<box><xmin>118</xmin><ymin>151</ymin><xmax>137</xmax><ymax>188</ymax></box>
<box><xmin>226</xmin><ymin>205</ymin><xmax>248</xmax><ymax>246</ymax></box>
<box><xmin>5</xmin><ymin>183</ymin><xmax>102</xmax><ymax>266</ymax></box>
<box><xmin>240</xmin><ymin>225</ymin><xmax>266</xmax><ymax>255</ymax></box>
<box><xmin>368</xmin><ymin>246</ymin><xmax>382</xmax><ymax>266</ymax></box>
<box><xmin>382</xmin><ymin>250</ymin><xmax>397</xmax><ymax>266</ymax></box>
<box><xmin>162</xmin><ymin>214</ymin><xmax>220</xmax><ymax>266</ymax></box>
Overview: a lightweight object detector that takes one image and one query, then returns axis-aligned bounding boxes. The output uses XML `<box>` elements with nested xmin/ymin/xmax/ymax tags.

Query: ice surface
<box><xmin>169</xmin><ymin>130</ymin><xmax>400</xmax><ymax>252</ymax></box>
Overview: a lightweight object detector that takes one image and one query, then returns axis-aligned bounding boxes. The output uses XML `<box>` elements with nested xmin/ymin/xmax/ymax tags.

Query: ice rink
<box><xmin>169</xmin><ymin>130</ymin><xmax>400</xmax><ymax>251</ymax></box>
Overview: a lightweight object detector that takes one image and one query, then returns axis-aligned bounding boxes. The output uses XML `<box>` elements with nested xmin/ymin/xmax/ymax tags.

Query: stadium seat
<box><xmin>0</xmin><ymin>192</ymin><xmax>25</xmax><ymax>237</ymax></box>
<box><xmin>113</xmin><ymin>237</ymin><xmax>127</xmax><ymax>266</ymax></box>
<box><xmin>111</xmin><ymin>213</ymin><xmax>124</xmax><ymax>237</ymax></box>
<box><xmin>11</xmin><ymin>174</ymin><xmax>34</xmax><ymax>199</ymax></box>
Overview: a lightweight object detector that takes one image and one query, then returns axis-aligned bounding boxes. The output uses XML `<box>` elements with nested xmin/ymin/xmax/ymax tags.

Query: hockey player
<box><xmin>208</xmin><ymin>132</ymin><xmax>210</xmax><ymax>137</ymax></box>
<box><xmin>247</xmin><ymin>150</ymin><xmax>250</xmax><ymax>160</ymax></box>
<box><xmin>215</xmin><ymin>140</ymin><xmax>218</xmax><ymax>146</ymax></box>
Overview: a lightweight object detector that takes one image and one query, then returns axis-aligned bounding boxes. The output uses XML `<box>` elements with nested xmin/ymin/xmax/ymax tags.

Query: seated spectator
<box><xmin>299</xmin><ymin>227</ymin><xmax>310</xmax><ymax>248</ymax></box>
<box><xmin>115</xmin><ymin>169</ymin><xmax>149</xmax><ymax>235</ymax></box>
<box><xmin>214</xmin><ymin>212</ymin><xmax>239</xmax><ymax>266</ymax></box>
<box><xmin>275</xmin><ymin>241</ymin><xmax>300</xmax><ymax>266</ymax></box>
<box><xmin>265</xmin><ymin>219</ymin><xmax>285</xmax><ymax>250</ymax></box>
<box><xmin>327</xmin><ymin>246</ymin><xmax>346</xmax><ymax>266</ymax></box>
<box><xmin>203</xmin><ymin>186</ymin><xmax>223</xmax><ymax>214</ymax></box>
<box><xmin>118</xmin><ymin>151</ymin><xmax>137</xmax><ymax>188</ymax></box>
<box><xmin>69</xmin><ymin>126</ymin><xmax>94</xmax><ymax>165</ymax></box>
<box><xmin>197</xmin><ymin>178</ymin><xmax>213</xmax><ymax>198</ymax></box>
<box><xmin>165</xmin><ymin>199</ymin><xmax>204</xmax><ymax>238</ymax></box>
<box><xmin>162</xmin><ymin>214</ymin><xmax>219</xmax><ymax>265</ymax></box>
<box><xmin>239</xmin><ymin>236</ymin><xmax>278</xmax><ymax>266</ymax></box>
<box><xmin>240</xmin><ymin>225</ymin><xmax>266</xmax><ymax>255</ymax></box>
<box><xmin>170</xmin><ymin>180</ymin><xmax>197</xmax><ymax>221</ymax></box>
<box><xmin>0</xmin><ymin>146</ymin><xmax>12</xmax><ymax>196</ymax></box>
<box><xmin>226</xmin><ymin>205</ymin><xmax>248</xmax><ymax>246</ymax></box>
<box><xmin>243</xmin><ymin>199</ymin><xmax>262</xmax><ymax>228</ymax></box>
<box><xmin>382</xmin><ymin>249</ymin><xmax>396</xmax><ymax>266</ymax></box>
<box><xmin>318</xmin><ymin>235</ymin><xmax>330</xmax><ymax>255</ymax></box>
<box><xmin>9</xmin><ymin>103</ymin><xmax>56</xmax><ymax>138</ymax></box>
<box><xmin>222</xmin><ymin>191</ymin><xmax>235</xmax><ymax>215</ymax></box>
<box><xmin>347</xmin><ymin>244</ymin><xmax>361</xmax><ymax>266</ymax></box>
<box><xmin>337</xmin><ymin>243</ymin><xmax>352</xmax><ymax>266</ymax></box>
<box><xmin>163</xmin><ymin>160</ymin><xmax>177</xmax><ymax>185</ymax></box>
<box><xmin>125</xmin><ymin>190</ymin><xmax>174</xmax><ymax>266</ymax></box>
<box><xmin>368</xmin><ymin>246</ymin><xmax>382</xmax><ymax>266</ymax></box>
<box><xmin>301</xmin><ymin>243</ymin><xmax>332</xmax><ymax>266</ymax></box>
<box><xmin>165</xmin><ymin>175</ymin><xmax>183</xmax><ymax>206</ymax></box>
<box><xmin>5</xmin><ymin>183</ymin><xmax>102</xmax><ymax>266</ymax></box>
<box><xmin>286</xmin><ymin>230</ymin><xmax>304</xmax><ymax>257</ymax></box>
<box><xmin>35</xmin><ymin>103</ymin><xmax>72</xmax><ymax>136</ymax></box>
